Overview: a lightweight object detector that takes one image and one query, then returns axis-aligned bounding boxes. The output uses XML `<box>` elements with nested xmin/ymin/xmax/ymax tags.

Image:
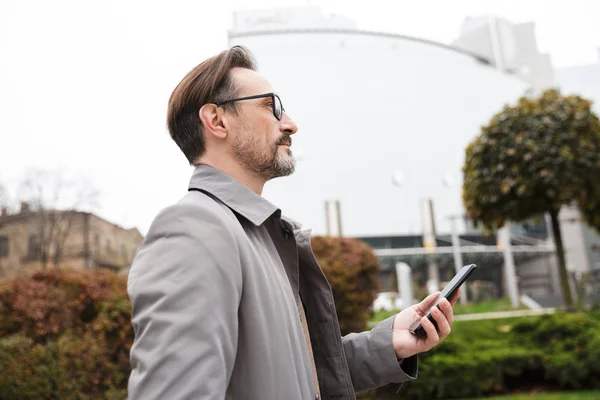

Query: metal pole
<box><xmin>499</xmin><ymin>222</ymin><xmax>520</xmax><ymax>308</ymax></box>
<box><xmin>450</xmin><ymin>217</ymin><xmax>468</xmax><ymax>304</ymax></box>
<box><xmin>421</xmin><ymin>198</ymin><xmax>439</xmax><ymax>293</ymax></box>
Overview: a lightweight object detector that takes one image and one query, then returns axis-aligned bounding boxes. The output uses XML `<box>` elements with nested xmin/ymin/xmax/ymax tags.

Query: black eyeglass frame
<box><xmin>215</xmin><ymin>93</ymin><xmax>285</xmax><ymax>121</ymax></box>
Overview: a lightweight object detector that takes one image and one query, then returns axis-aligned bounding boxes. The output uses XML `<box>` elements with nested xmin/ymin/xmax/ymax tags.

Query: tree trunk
<box><xmin>41</xmin><ymin>251</ymin><xmax>48</xmax><ymax>269</ymax></box>
<box><xmin>549</xmin><ymin>209</ymin><xmax>573</xmax><ymax>309</ymax></box>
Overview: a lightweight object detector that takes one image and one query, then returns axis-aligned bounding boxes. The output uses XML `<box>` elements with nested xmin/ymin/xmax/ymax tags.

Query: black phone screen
<box><xmin>409</xmin><ymin>263</ymin><xmax>477</xmax><ymax>338</ymax></box>
<box><xmin>439</xmin><ymin>263</ymin><xmax>477</xmax><ymax>300</ymax></box>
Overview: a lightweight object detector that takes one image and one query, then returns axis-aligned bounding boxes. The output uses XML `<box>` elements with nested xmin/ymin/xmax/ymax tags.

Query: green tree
<box><xmin>462</xmin><ymin>89</ymin><xmax>600</xmax><ymax>308</ymax></box>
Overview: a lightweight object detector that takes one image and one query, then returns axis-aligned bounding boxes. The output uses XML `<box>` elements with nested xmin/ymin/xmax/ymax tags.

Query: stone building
<box><xmin>0</xmin><ymin>202</ymin><xmax>143</xmax><ymax>278</ymax></box>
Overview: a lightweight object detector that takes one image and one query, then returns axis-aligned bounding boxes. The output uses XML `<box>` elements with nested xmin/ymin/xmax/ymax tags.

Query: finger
<box><xmin>421</xmin><ymin>315</ymin><xmax>439</xmax><ymax>345</ymax></box>
<box><xmin>415</xmin><ymin>292</ymin><xmax>441</xmax><ymax>315</ymax></box>
<box><xmin>431</xmin><ymin>306</ymin><xmax>451</xmax><ymax>339</ymax></box>
<box><xmin>439</xmin><ymin>298</ymin><xmax>454</xmax><ymax>325</ymax></box>
<box><xmin>448</xmin><ymin>288</ymin><xmax>461</xmax><ymax>306</ymax></box>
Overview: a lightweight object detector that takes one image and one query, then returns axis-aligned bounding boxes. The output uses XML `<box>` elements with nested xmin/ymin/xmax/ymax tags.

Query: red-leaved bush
<box><xmin>311</xmin><ymin>236</ymin><xmax>381</xmax><ymax>335</ymax></box>
<box><xmin>0</xmin><ymin>237</ymin><xmax>381</xmax><ymax>399</ymax></box>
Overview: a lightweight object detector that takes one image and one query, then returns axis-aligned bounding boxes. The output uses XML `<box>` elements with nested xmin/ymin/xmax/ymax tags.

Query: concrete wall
<box><xmin>517</xmin><ymin>253</ymin><xmax>561</xmax><ymax>299</ymax></box>
<box><xmin>88</xmin><ymin>214</ymin><xmax>142</xmax><ymax>270</ymax></box>
<box><xmin>559</xmin><ymin>206</ymin><xmax>590</xmax><ymax>273</ymax></box>
<box><xmin>582</xmin><ymin>223</ymin><xmax>600</xmax><ymax>271</ymax></box>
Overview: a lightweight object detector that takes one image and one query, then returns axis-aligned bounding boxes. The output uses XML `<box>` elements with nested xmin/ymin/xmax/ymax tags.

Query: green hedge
<box><xmin>359</xmin><ymin>312</ymin><xmax>600</xmax><ymax>399</ymax></box>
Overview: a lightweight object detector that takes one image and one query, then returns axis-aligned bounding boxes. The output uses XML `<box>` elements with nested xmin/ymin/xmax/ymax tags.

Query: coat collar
<box><xmin>188</xmin><ymin>164</ymin><xmax>280</xmax><ymax>227</ymax></box>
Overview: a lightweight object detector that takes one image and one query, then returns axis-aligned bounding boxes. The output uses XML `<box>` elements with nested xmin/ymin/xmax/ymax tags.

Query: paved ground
<box><xmin>453</xmin><ymin>307</ymin><xmax>556</xmax><ymax>321</ymax></box>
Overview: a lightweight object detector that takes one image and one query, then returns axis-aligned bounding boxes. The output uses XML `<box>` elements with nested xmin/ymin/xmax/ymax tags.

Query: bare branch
<box><xmin>17</xmin><ymin>168</ymin><xmax>101</xmax><ymax>268</ymax></box>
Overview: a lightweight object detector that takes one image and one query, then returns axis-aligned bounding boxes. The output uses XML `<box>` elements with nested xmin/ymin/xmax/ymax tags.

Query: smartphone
<box><xmin>409</xmin><ymin>263</ymin><xmax>477</xmax><ymax>338</ymax></box>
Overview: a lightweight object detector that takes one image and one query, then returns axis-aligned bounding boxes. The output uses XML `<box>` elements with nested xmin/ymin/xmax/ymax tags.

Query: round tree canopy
<box><xmin>463</xmin><ymin>89</ymin><xmax>600</xmax><ymax>231</ymax></box>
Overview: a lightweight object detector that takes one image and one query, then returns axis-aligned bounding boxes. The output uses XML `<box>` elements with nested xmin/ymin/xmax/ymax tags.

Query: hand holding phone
<box><xmin>409</xmin><ymin>264</ymin><xmax>477</xmax><ymax>338</ymax></box>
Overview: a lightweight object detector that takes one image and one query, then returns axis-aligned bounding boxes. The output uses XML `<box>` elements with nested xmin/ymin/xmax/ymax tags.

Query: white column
<box><xmin>421</xmin><ymin>198</ymin><xmax>439</xmax><ymax>293</ymax></box>
<box><xmin>396</xmin><ymin>262</ymin><xmax>414</xmax><ymax>309</ymax></box>
<box><xmin>450</xmin><ymin>217</ymin><xmax>468</xmax><ymax>304</ymax></box>
<box><xmin>325</xmin><ymin>200</ymin><xmax>342</xmax><ymax>237</ymax></box>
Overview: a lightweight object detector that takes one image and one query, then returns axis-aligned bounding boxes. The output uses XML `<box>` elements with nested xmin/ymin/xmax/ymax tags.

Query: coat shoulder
<box><xmin>144</xmin><ymin>190</ymin><xmax>240</xmax><ymax>243</ymax></box>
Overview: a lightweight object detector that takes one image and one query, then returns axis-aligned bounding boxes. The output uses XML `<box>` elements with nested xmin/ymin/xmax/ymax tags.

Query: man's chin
<box><xmin>268</xmin><ymin>157</ymin><xmax>296</xmax><ymax>179</ymax></box>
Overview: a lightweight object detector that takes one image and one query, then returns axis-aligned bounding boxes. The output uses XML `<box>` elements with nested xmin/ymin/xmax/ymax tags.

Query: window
<box><xmin>28</xmin><ymin>235</ymin><xmax>42</xmax><ymax>259</ymax></box>
<box><xmin>0</xmin><ymin>236</ymin><xmax>8</xmax><ymax>258</ymax></box>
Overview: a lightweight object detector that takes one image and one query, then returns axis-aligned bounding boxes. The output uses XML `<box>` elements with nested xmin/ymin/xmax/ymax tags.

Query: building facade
<box><xmin>453</xmin><ymin>16</ymin><xmax>556</xmax><ymax>91</ymax></box>
<box><xmin>0</xmin><ymin>203</ymin><xmax>143</xmax><ymax>278</ymax></box>
<box><xmin>229</xmin><ymin>7</ymin><xmax>531</xmax><ymax>238</ymax></box>
<box><xmin>226</xmin><ymin>7</ymin><xmax>600</xmax><ymax>306</ymax></box>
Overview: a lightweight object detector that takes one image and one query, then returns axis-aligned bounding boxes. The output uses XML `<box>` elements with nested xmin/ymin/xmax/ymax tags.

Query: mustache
<box><xmin>276</xmin><ymin>135</ymin><xmax>292</xmax><ymax>146</ymax></box>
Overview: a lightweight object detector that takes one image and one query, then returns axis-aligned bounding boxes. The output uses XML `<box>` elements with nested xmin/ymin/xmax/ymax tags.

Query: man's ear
<box><xmin>199</xmin><ymin>104</ymin><xmax>227</xmax><ymax>139</ymax></box>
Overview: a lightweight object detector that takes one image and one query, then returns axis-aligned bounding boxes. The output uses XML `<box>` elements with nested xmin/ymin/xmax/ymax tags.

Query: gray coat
<box><xmin>127</xmin><ymin>165</ymin><xmax>417</xmax><ymax>400</ymax></box>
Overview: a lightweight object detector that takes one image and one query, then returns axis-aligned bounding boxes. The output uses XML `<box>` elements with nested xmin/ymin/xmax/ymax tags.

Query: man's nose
<box><xmin>280</xmin><ymin>113</ymin><xmax>298</xmax><ymax>135</ymax></box>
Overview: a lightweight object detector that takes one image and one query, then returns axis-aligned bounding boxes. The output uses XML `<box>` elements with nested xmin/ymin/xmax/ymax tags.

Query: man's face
<box><xmin>226</xmin><ymin>68</ymin><xmax>298</xmax><ymax>181</ymax></box>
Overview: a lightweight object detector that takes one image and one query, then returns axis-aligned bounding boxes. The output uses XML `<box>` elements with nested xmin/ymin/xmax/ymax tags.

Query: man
<box><xmin>127</xmin><ymin>45</ymin><xmax>459</xmax><ymax>400</ymax></box>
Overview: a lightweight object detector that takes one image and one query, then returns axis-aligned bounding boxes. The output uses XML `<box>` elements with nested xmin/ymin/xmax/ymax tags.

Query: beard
<box><xmin>232</xmin><ymin>130</ymin><xmax>296</xmax><ymax>181</ymax></box>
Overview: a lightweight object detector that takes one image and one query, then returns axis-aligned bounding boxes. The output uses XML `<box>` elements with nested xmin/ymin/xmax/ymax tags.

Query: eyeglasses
<box><xmin>215</xmin><ymin>93</ymin><xmax>285</xmax><ymax>121</ymax></box>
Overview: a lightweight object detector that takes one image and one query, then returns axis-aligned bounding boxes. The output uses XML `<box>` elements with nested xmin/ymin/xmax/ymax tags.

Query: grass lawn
<box><xmin>469</xmin><ymin>391</ymin><xmax>600</xmax><ymax>399</ymax></box>
<box><xmin>370</xmin><ymin>297</ymin><xmax>526</xmax><ymax>324</ymax></box>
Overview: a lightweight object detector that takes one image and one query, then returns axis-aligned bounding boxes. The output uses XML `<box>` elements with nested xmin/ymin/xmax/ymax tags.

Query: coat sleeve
<box><xmin>342</xmin><ymin>315</ymin><xmax>418</xmax><ymax>392</ymax></box>
<box><xmin>127</xmin><ymin>202</ymin><xmax>242</xmax><ymax>400</ymax></box>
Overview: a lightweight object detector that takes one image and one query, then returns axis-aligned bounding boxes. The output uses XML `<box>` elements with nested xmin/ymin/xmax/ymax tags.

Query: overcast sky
<box><xmin>1</xmin><ymin>0</ymin><xmax>599</xmax><ymax>234</ymax></box>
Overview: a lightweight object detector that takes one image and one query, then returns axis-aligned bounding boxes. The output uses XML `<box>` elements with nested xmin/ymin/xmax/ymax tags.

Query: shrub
<box><xmin>0</xmin><ymin>268</ymin><xmax>126</xmax><ymax>343</ymax></box>
<box><xmin>0</xmin><ymin>269</ymin><xmax>131</xmax><ymax>399</ymax></box>
<box><xmin>0</xmin><ymin>277</ymin><xmax>72</xmax><ymax>341</ymax></box>
<box><xmin>0</xmin><ymin>240</ymin><xmax>381</xmax><ymax>398</ymax></box>
<box><xmin>311</xmin><ymin>236</ymin><xmax>381</xmax><ymax>335</ymax></box>
<box><xmin>361</xmin><ymin>312</ymin><xmax>600</xmax><ymax>399</ymax></box>
<box><xmin>91</xmin><ymin>296</ymin><xmax>134</xmax><ymax>383</ymax></box>
<box><xmin>3</xmin><ymin>264</ymin><xmax>600</xmax><ymax>399</ymax></box>
<box><xmin>512</xmin><ymin>312</ymin><xmax>600</xmax><ymax>389</ymax></box>
<box><xmin>0</xmin><ymin>335</ymin><xmax>62</xmax><ymax>400</ymax></box>
<box><xmin>54</xmin><ymin>331</ymin><xmax>121</xmax><ymax>399</ymax></box>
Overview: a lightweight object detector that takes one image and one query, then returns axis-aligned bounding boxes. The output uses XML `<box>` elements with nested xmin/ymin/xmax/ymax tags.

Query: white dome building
<box><xmin>229</xmin><ymin>7</ymin><xmax>531</xmax><ymax>237</ymax></box>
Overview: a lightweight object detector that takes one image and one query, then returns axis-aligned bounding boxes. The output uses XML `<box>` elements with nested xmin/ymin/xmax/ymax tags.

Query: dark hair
<box><xmin>167</xmin><ymin>45</ymin><xmax>257</xmax><ymax>164</ymax></box>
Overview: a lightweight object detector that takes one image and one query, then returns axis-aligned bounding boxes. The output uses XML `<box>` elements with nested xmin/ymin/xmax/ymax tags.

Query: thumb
<box><xmin>415</xmin><ymin>291</ymin><xmax>441</xmax><ymax>315</ymax></box>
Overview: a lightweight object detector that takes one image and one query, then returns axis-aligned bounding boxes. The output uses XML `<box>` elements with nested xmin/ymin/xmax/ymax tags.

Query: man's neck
<box><xmin>196</xmin><ymin>157</ymin><xmax>266</xmax><ymax>195</ymax></box>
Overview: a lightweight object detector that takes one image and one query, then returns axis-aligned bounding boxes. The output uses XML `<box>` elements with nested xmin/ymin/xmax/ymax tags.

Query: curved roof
<box><xmin>229</xmin><ymin>27</ymin><xmax>514</xmax><ymax>74</ymax></box>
